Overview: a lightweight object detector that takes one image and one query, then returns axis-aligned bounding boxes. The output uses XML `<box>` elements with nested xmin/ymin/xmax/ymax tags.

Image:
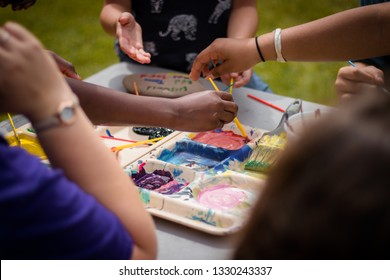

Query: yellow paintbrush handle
<box><xmin>111</xmin><ymin>136</ymin><xmax>164</xmax><ymax>152</ymax></box>
<box><xmin>209</xmin><ymin>77</ymin><xmax>247</xmax><ymax>138</ymax></box>
<box><xmin>7</xmin><ymin>113</ymin><xmax>21</xmax><ymax>145</ymax></box>
<box><xmin>234</xmin><ymin>118</ymin><xmax>247</xmax><ymax>138</ymax></box>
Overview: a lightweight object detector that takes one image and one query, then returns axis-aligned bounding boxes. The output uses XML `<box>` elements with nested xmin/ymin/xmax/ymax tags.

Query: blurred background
<box><xmin>0</xmin><ymin>0</ymin><xmax>357</xmax><ymax>107</ymax></box>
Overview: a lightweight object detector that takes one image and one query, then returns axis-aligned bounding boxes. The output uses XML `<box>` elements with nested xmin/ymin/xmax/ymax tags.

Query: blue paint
<box><xmin>105</xmin><ymin>129</ymin><xmax>114</xmax><ymax>137</ymax></box>
<box><xmin>172</xmin><ymin>168</ymin><xmax>184</xmax><ymax>177</ymax></box>
<box><xmin>144</xmin><ymin>78</ymin><xmax>164</xmax><ymax>84</ymax></box>
<box><xmin>138</xmin><ymin>188</ymin><xmax>151</xmax><ymax>204</ymax></box>
<box><xmin>191</xmin><ymin>209</ymin><xmax>217</xmax><ymax>226</ymax></box>
<box><xmin>158</xmin><ymin>139</ymin><xmax>252</xmax><ymax>172</ymax></box>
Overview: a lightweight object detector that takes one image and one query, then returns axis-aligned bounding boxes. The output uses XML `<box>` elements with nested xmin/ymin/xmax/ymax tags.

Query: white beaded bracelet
<box><xmin>274</xmin><ymin>28</ymin><xmax>286</xmax><ymax>63</ymax></box>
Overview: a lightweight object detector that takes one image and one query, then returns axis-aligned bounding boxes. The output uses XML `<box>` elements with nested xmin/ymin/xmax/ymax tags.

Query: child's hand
<box><xmin>117</xmin><ymin>12</ymin><xmax>151</xmax><ymax>64</ymax></box>
<box><xmin>0</xmin><ymin>22</ymin><xmax>73</xmax><ymax>122</ymax></box>
<box><xmin>189</xmin><ymin>38</ymin><xmax>259</xmax><ymax>81</ymax></box>
<box><xmin>48</xmin><ymin>50</ymin><xmax>82</xmax><ymax>80</ymax></box>
<box><xmin>220</xmin><ymin>69</ymin><xmax>253</xmax><ymax>88</ymax></box>
<box><xmin>335</xmin><ymin>62</ymin><xmax>385</xmax><ymax>103</ymax></box>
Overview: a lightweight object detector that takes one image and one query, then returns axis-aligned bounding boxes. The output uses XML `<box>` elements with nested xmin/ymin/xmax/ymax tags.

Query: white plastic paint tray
<box><xmin>12</xmin><ymin>122</ymin><xmax>267</xmax><ymax>235</ymax></box>
<box><xmin>111</xmin><ymin>122</ymin><xmax>267</xmax><ymax>235</ymax></box>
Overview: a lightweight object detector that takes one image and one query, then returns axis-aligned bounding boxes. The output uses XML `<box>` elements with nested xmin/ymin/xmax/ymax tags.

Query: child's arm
<box><xmin>223</xmin><ymin>0</ymin><xmax>258</xmax><ymax>87</ymax></box>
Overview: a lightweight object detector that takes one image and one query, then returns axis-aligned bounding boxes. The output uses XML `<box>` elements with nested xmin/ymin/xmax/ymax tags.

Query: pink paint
<box><xmin>192</xmin><ymin>130</ymin><xmax>248</xmax><ymax>150</ymax></box>
<box><xmin>197</xmin><ymin>184</ymin><xmax>247</xmax><ymax>211</ymax></box>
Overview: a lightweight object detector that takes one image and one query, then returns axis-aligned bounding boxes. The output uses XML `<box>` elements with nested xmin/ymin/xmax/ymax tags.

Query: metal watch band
<box><xmin>32</xmin><ymin>94</ymin><xmax>79</xmax><ymax>133</ymax></box>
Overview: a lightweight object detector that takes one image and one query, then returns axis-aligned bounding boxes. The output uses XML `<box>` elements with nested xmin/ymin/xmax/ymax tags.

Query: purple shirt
<box><xmin>0</xmin><ymin>136</ymin><xmax>133</xmax><ymax>259</ymax></box>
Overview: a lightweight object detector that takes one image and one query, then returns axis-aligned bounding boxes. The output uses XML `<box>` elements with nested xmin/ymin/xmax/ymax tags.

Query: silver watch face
<box><xmin>60</xmin><ymin>106</ymin><xmax>75</xmax><ymax>123</ymax></box>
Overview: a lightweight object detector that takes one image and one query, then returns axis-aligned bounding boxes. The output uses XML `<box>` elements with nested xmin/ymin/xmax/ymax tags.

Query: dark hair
<box><xmin>234</xmin><ymin>92</ymin><xmax>390</xmax><ymax>259</ymax></box>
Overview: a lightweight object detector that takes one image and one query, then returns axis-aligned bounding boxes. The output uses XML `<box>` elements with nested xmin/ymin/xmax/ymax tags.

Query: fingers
<box><xmin>48</xmin><ymin>50</ymin><xmax>82</xmax><ymax>80</ymax></box>
<box><xmin>189</xmin><ymin>59</ymin><xmax>208</xmax><ymax>81</ymax></box>
<box><xmin>231</xmin><ymin>70</ymin><xmax>251</xmax><ymax>88</ymax></box>
<box><xmin>335</xmin><ymin>64</ymin><xmax>385</xmax><ymax>101</ymax></box>
<box><xmin>0</xmin><ymin>27</ymin><xmax>10</xmax><ymax>47</ymax></box>
<box><xmin>118</xmin><ymin>12</ymin><xmax>134</xmax><ymax>25</ymax></box>
<box><xmin>214</xmin><ymin>91</ymin><xmax>238</xmax><ymax>117</ymax></box>
<box><xmin>2</xmin><ymin>21</ymin><xmax>40</xmax><ymax>45</ymax></box>
<box><xmin>62</xmin><ymin>66</ymin><xmax>82</xmax><ymax>80</ymax></box>
<box><xmin>338</xmin><ymin>64</ymin><xmax>384</xmax><ymax>85</ymax></box>
<box><xmin>189</xmin><ymin>40</ymin><xmax>225</xmax><ymax>81</ymax></box>
<box><xmin>135</xmin><ymin>49</ymin><xmax>151</xmax><ymax>64</ymax></box>
<box><xmin>208</xmin><ymin>60</ymin><xmax>238</xmax><ymax>80</ymax></box>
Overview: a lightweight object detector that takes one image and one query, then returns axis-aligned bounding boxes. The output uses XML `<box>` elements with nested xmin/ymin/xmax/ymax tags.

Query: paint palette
<box><xmin>5</xmin><ymin>125</ymin><xmax>47</xmax><ymax>161</ymax></box>
<box><xmin>118</xmin><ymin>122</ymin><xmax>267</xmax><ymax>235</ymax></box>
<box><xmin>5</xmin><ymin>121</ymin><xmax>268</xmax><ymax>235</ymax></box>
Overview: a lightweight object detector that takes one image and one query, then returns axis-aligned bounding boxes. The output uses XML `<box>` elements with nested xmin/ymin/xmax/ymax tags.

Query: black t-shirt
<box><xmin>121</xmin><ymin>0</ymin><xmax>232</xmax><ymax>72</ymax></box>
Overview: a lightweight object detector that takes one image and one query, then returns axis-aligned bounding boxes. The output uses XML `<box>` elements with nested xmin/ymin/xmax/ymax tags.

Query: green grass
<box><xmin>0</xmin><ymin>1</ymin><xmax>118</xmax><ymax>78</ymax></box>
<box><xmin>0</xmin><ymin>0</ymin><xmax>357</xmax><ymax>109</ymax></box>
<box><xmin>254</xmin><ymin>0</ymin><xmax>358</xmax><ymax>105</ymax></box>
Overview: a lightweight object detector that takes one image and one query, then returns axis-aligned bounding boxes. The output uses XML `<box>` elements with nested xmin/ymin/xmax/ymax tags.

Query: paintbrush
<box><xmin>7</xmin><ymin>113</ymin><xmax>21</xmax><ymax>146</ymax></box>
<box><xmin>100</xmin><ymin>135</ymin><xmax>138</xmax><ymax>143</ymax></box>
<box><xmin>223</xmin><ymin>81</ymin><xmax>235</xmax><ymax>92</ymax></box>
<box><xmin>244</xmin><ymin>99</ymin><xmax>302</xmax><ymax>172</ymax></box>
<box><xmin>348</xmin><ymin>61</ymin><xmax>390</xmax><ymax>95</ymax></box>
<box><xmin>209</xmin><ymin>78</ymin><xmax>247</xmax><ymax>138</ymax></box>
<box><xmin>133</xmin><ymin>81</ymin><xmax>139</xmax><ymax>96</ymax></box>
<box><xmin>247</xmin><ymin>94</ymin><xmax>285</xmax><ymax>113</ymax></box>
<box><xmin>111</xmin><ymin>136</ymin><xmax>164</xmax><ymax>152</ymax></box>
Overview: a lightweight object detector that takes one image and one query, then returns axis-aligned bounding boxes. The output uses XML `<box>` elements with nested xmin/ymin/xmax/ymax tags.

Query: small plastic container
<box><xmin>284</xmin><ymin>109</ymin><xmax>326</xmax><ymax>142</ymax></box>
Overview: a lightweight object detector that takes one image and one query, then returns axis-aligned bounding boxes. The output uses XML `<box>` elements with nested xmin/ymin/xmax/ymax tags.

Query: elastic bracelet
<box><xmin>274</xmin><ymin>28</ymin><xmax>286</xmax><ymax>63</ymax></box>
<box><xmin>255</xmin><ymin>36</ymin><xmax>265</xmax><ymax>62</ymax></box>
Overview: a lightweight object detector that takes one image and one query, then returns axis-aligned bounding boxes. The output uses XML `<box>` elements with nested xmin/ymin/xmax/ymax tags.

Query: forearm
<box><xmin>259</xmin><ymin>3</ymin><xmax>390</xmax><ymax>62</ymax></box>
<box><xmin>228</xmin><ymin>0</ymin><xmax>258</xmax><ymax>38</ymax></box>
<box><xmin>67</xmin><ymin>78</ymin><xmax>176</xmax><ymax>128</ymax></box>
<box><xmin>1</xmin><ymin>20</ymin><xmax>156</xmax><ymax>260</ymax></box>
<box><xmin>100</xmin><ymin>0</ymin><xmax>132</xmax><ymax>36</ymax></box>
<box><xmin>35</xmin><ymin>96</ymin><xmax>157</xmax><ymax>259</ymax></box>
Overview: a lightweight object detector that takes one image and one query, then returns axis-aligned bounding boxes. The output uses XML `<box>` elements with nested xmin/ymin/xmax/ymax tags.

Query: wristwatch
<box><xmin>33</xmin><ymin>94</ymin><xmax>80</xmax><ymax>133</ymax></box>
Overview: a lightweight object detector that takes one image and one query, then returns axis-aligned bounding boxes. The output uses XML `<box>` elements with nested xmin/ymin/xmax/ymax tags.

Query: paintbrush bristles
<box><xmin>244</xmin><ymin>134</ymin><xmax>287</xmax><ymax>172</ymax></box>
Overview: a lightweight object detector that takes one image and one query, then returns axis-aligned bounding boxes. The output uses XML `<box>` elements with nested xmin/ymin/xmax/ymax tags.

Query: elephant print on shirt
<box><xmin>150</xmin><ymin>0</ymin><xmax>164</xmax><ymax>13</ymax></box>
<box><xmin>143</xmin><ymin>41</ymin><xmax>159</xmax><ymax>56</ymax></box>
<box><xmin>209</xmin><ymin>0</ymin><xmax>231</xmax><ymax>24</ymax></box>
<box><xmin>185</xmin><ymin>53</ymin><xmax>198</xmax><ymax>72</ymax></box>
<box><xmin>159</xmin><ymin>14</ymin><xmax>197</xmax><ymax>41</ymax></box>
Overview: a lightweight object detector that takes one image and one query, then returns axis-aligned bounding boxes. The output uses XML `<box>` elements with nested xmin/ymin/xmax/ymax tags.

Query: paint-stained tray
<box><xmin>10</xmin><ymin>122</ymin><xmax>267</xmax><ymax>235</ymax></box>
<box><xmin>118</xmin><ymin>122</ymin><xmax>267</xmax><ymax>235</ymax></box>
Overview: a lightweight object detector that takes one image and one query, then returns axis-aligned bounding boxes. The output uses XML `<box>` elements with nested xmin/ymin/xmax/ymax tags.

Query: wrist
<box><xmin>31</xmin><ymin>93</ymin><xmax>80</xmax><ymax>133</ymax></box>
<box><xmin>274</xmin><ymin>28</ymin><xmax>287</xmax><ymax>62</ymax></box>
<box><xmin>257</xmin><ymin>33</ymin><xmax>276</xmax><ymax>62</ymax></box>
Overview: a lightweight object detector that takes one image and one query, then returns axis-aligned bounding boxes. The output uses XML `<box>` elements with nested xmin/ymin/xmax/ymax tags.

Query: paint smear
<box><xmin>131</xmin><ymin>167</ymin><xmax>186</xmax><ymax>195</ymax></box>
<box><xmin>162</xmin><ymin>151</ymin><xmax>220</xmax><ymax>169</ymax></box>
<box><xmin>197</xmin><ymin>184</ymin><xmax>247</xmax><ymax>211</ymax></box>
<box><xmin>192</xmin><ymin>130</ymin><xmax>248</xmax><ymax>150</ymax></box>
<box><xmin>7</xmin><ymin>134</ymin><xmax>47</xmax><ymax>160</ymax></box>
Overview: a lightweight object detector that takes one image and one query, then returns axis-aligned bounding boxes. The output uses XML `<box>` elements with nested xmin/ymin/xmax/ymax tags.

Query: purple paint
<box><xmin>131</xmin><ymin>165</ymin><xmax>185</xmax><ymax>195</ymax></box>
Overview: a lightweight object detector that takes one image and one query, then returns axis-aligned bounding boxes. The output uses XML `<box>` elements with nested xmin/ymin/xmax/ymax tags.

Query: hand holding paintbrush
<box><xmin>336</xmin><ymin>61</ymin><xmax>390</xmax><ymax>99</ymax></box>
<box><xmin>208</xmin><ymin>78</ymin><xmax>247</xmax><ymax>138</ymax></box>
